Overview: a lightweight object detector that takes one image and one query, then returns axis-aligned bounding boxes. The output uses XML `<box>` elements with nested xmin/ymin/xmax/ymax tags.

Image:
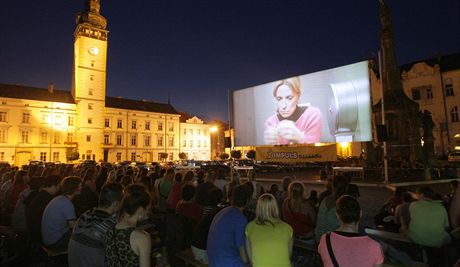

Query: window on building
<box><xmin>104</xmin><ymin>134</ymin><xmax>110</xmax><ymax>144</ymax></box>
<box><xmin>0</xmin><ymin>130</ymin><xmax>6</xmax><ymax>143</ymax></box>
<box><xmin>21</xmin><ymin>131</ymin><xmax>29</xmax><ymax>143</ymax></box>
<box><xmin>53</xmin><ymin>132</ymin><xmax>61</xmax><ymax>144</ymax></box>
<box><xmin>88</xmin><ymin>103</ymin><xmax>93</xmax><ymax>110</ymax></box>
<box><xmin>105</xmin><ymin>118</ymin><xmax>110</xmax><ymax>128</ymax></box>
<box><xmin>411</xmin><ymin>88</ymin><xmax>421</xmax><ymax>100</ymax></box>
<box><xmin>452</xmin><ymin>106</ymin><xmax>459</xmax><ymax>122</ymax></box>
<box><xmin>53</xmin><ymin>152</ymin><xmax>59</xmax><ymax>162</ymax></box>
<box><xmin>157</xmin><ymin>135</ymin><xmax>163</xmax><ymax>146</ymax></box>
<box><xmin>55</xmin><ymin>115</ymin><xmax>63</xmax><ymax>125</ymax></box>
<box><xmin>88</xmin><ymin>118</ymin><xmax>93</xmax><ymax>124</ymax></box>
<box><xmin>168</xmin><ymin>122</ymin><xmax>174</xmax><ymax>132</ymax></box>
<box><xmin>131</xmin><ymin>134</ymin><xmax>137</xmax><ymax>146</ymax></box>
<box><xmin>117</xmin><ymin>119</ymin><xmax>123</xmax><ymax>129</ymax></box>
<box><xmin>90</xmin><ymin>75</ymin><xmax>94</xmax><ymax>81</ymax></box>
<box><xmin>144</xmin><ymin>135</ymin><xmax>151</xmax><ymax>147</ymax></box>
<box><xmin>188</xmin><ymin>129</ymin><xmax>193</xmax><ymax>135</ymax></box>
<box><xmin>87</xmin><ymin>135</ymin><xmax>91</xmax><ymax>142</ymax></box>
<box><xmin>116</xmin><ymin>134</ymin><xmax>123</xmax><ymax>146</ymax></box>
<box><xmin>0</xmin><ymin>111</ymin><xmax>7</xmax><ymax>122</ymax></box>
<box><xmin>40</xmin><ymin>152</ymin><xmax>46</xmax><ymax>162</ymax></box>
<box><xmin>169</xmin><ymin>153</ymin><xmax>173</xmax><ymax>161</ymax></box>
<box><xmin>183</xmin><ymin>128</ymin><xmax>187</xmax><ymax>135</ymax></box>
<box><xmin>40</xmin><ymin>131</ymin><xmax>48</xmax><ymax>144</ymax></box>
<box><xmin>116</xmin><ymin>152</ymin><xmax>122</xmax><ymax>161</ymax></box>
<box><xmin>182</xmin><ymin>139</ymin><xmax>186</xmax><ymax>147</ymax></box>
<box><xmin>131</xmin><ymin>120</ymin><xmax>137</xmax><ymax>130</ymax></box>
<box><xmin>42</xmin><ymin>114</ymin><xmax>49</xmax><ymax>124</ymax></box>
<box><xmin>22</xmin><ymin>112</ymin><xmax>30</xmax><ymax>124</ymax></box>
<box><xmin>67</xmin><ymin>132</ymin><xmax>74</xmax><ymax>142</ymax></box>
<box><xmin>68</xmin><ymin>116</ymin><xmax>74</xmax><ymax>126</ymax></box>
<box><xmin>88</xmin><ymin>88</ymin><xmax>93</xmax><ymax>95</ymax></box>
<box><xmin>197</xmin><ymin>129</ymin><xmax>201</xmax><ymax>135</ymax></box>
<box><xmin>197</xmin><ymin>140</ymin><xmax>201</xmax><ymax>148</ymax></box>
<box><xmin>426</xmin><ymin>88</ymin><xmax>433</xmax><ymax>99</ymax></box>
<box><xmin>445</xmin><ymin>79</ymin><xmax>454</xmax><ymax>97</ymax></box>
<box><xmin>412</xmin><ymin>85</ymin><xmax>433</xmax><ymax>101</ymax></box>
<box><xmin>204</xmin><ymin>140</ymin><xmax>207</xmax><ymax>148</ymax></box>
<box><xmin>131</xmin><ymin>152</ymin><xmax>136</xmax><ymax>162</ymax></box>
<box><xmin>158</xmin><ymin>122</ymin><xmax>163</xmax><ymax>131</ymax></box>
<box><xmin>189</xmin><ymin>140</ymin><xmax>193</xmax><ymax>147</ymax></box>
<box><xmin>145</xmin><ymin>121</ymin><xmax>150</xmax><ymax>130</ymax></box>
<box><xmin>168</xmin><ymin>136</ymin><xmax>174</xmax><ymax>147</ymax></box>
<box><xmin>0</xmin><ymin>152</ymin><xmax>4</xmax><ymax>161</ymax></box>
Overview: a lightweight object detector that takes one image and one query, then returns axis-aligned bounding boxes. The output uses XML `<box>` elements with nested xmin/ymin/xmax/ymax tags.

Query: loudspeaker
<box><xmin>376</xmin><ymin>124</ymin><xmax>388</xmax><ymax>142</ymax></box>
<box><xmin>224</xmin><ymin>137</ymin><xmax>231</xmax><ymax>148</ymax></box>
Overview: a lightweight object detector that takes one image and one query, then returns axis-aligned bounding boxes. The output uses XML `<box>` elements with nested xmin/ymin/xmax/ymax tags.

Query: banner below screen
<box><xmin>255</xmin><ymin>144</ymin><xmax>337</xmax><ymax>163</ymax></box>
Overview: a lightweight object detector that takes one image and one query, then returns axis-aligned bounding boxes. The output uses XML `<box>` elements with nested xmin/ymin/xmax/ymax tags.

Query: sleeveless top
<box><xmin>282</xmin><ymin>199</ymin><xmax>314</xmax><ymax>237</ymax></box>
<box><xmin>105</xmin><ymin>227</ymin><xmax>139</xmax><ymax>267</ymax></box>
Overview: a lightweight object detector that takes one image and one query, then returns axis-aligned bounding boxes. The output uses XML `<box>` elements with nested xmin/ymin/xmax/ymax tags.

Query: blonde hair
<box><xmin>255</xmin><ymin>193</ymin><xmax>280</xmax><ymax>225</ymax></box>
<box><xmin>288</xmin><ymin>182</ymin><xmax>305</xmax><ymax>212</ymax></box>
<box><xmin>273</xmin><ymin>77</ymin><xmax>301</xmax><ymax>98</ymax></box>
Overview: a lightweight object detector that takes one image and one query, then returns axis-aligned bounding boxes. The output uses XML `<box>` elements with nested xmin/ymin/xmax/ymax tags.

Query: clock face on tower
<box><xmin>88</xmin><ymin>46</ymin><xmax>99</xmax><ymax>56</ymax></box>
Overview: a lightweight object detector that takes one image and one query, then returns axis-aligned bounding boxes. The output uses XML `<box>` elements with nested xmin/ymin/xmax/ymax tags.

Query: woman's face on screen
<box><xmin>275</xmin><ymin>84</ymin><xmax>299</xmax><ymax>118</ymax></box>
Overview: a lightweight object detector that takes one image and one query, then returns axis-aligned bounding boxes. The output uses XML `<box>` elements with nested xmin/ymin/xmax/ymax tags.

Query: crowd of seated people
<box><xmin>0</xmin><ymin>162</ymin><xmax>459</xmax><ymax>267</ymax></box>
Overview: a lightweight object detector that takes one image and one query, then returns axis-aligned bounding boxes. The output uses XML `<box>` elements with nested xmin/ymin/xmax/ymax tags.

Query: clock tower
<box><xmin>72</xmin><ymin>0</ymin><xmax>108</xmax><ymax>161</ymax></box>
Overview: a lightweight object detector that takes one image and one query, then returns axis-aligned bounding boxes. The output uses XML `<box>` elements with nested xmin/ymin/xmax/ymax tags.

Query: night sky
<box><xmin>0</xmin><ymin>0</ymin><xmax>459</xmax><ymax>121</ymax></box>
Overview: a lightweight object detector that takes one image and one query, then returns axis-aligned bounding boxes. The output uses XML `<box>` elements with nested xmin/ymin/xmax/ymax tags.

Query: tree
<box><xmin>219</xmin><ymin>152</ymin><xmax>229</xmax><ymax>160</ymax></box>
<box><xmin>246</xmin><ymin>150</ymin><xmax>256</xmax><ymax>160</ymax></box>
<box><xmin>178</xmin><ymin>152</ymin><xmax>188</xmax><ymax>160</ymax></box>
<box><xmin>159</xmin><ymin>152</ymin><xmax>169</xmax><ymax>162</ymax></box>
<box><xmin>231</xmin><ymin>150</ymin><xmax>242</xmax><ymax>159</ymax></box>
<box><xmin>66</xmin><ymin>147</ymin><xmax>79</xmax><ymax>161</ymax></box>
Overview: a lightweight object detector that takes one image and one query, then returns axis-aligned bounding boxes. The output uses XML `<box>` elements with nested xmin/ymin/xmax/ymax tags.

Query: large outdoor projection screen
<box><xmin>233</xmin><ymin>61</ymin><xmax>372</xmax><ymax>146</ymax></box>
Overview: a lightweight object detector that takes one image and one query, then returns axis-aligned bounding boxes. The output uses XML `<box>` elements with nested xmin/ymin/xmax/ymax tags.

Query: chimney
<box><xmin>48</xmin><ymin>83</ymin><xmax>54</xmax><ymax>93</ymax></box>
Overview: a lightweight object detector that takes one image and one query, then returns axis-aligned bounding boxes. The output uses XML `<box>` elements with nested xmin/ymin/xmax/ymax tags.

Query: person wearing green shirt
<box><xmin>245</xmin><ymin>193</ymin><xmax>293</xmax><ymax>267</ymax></box>
<box><xmin>407</xmin><ymin>186</ymin><xmax>451</xmax><ymax>247</ymax></box>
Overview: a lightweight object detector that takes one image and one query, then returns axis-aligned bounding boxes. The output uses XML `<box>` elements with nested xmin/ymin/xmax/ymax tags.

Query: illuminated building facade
<box><xmin>371</xmin><ymin>52</ymin><xmax>460</xmax><ymax>156</ymax></box>
<box><xmin>179</xmin><ymin>116</ymin><xmax>211</xmax><ymax>160</ymax></box>
<box><xmin>0</xmin><ymin>0</ymin><xmax>211</xmax><ymax>165</ymax></box>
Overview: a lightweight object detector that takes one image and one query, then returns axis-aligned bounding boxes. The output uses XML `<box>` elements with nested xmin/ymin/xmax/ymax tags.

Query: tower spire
<box><xmin>77</xmin><ymin>0</ymin><xmax>107</xmax><ymax>30</ymax></box>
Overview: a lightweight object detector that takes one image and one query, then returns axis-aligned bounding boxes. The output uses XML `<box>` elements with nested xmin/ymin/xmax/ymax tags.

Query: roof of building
<box><xmin>400</xmin><ymin>52</ymin><xmax>460</xmax><ymax>73</ymax></box>
<box><xmin>105</xmin><ymin>96</ymin><xmax>179</xmax><ymax>114</ymax></box>
<box><xmin>0</xmin><ymin>83</ymin><xmax>75</xmax><ymax>103</ymax></box>
<box><xmin>0</xmin><ymin>83</ymin><xmax>179</xmax><ymax>115</ymax></box>
<box><xmin>178</xmin><ymin>111</ymin><xmax>193</xmax><ymax>122</ymax></box>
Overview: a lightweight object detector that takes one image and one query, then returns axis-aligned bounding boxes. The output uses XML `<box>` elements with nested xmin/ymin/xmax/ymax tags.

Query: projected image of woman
<box><xmin>264</xmin><ymin>77</ymin><xmax>322</xmax><ymax>145</ymax></box>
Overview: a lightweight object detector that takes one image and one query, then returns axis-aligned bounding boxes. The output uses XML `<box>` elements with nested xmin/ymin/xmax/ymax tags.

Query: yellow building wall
<box><xmin>73</xmin><ymin>29</ymin><xmax>108</xmax><ymax>161</ymax></box>
<box><xmin>0</xmin><ymin>97</ymin><xmax>77</xmax><ymax>166</ymax></box>
<box><xmin>103</xmin><ymin>108</ymin><xmax>181</xmax><ymax>162</ymax></box>
<box><xmin>179</xmin><ymin>117</ymin><xmax>211</xmax><ymax>160</ymax></box>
